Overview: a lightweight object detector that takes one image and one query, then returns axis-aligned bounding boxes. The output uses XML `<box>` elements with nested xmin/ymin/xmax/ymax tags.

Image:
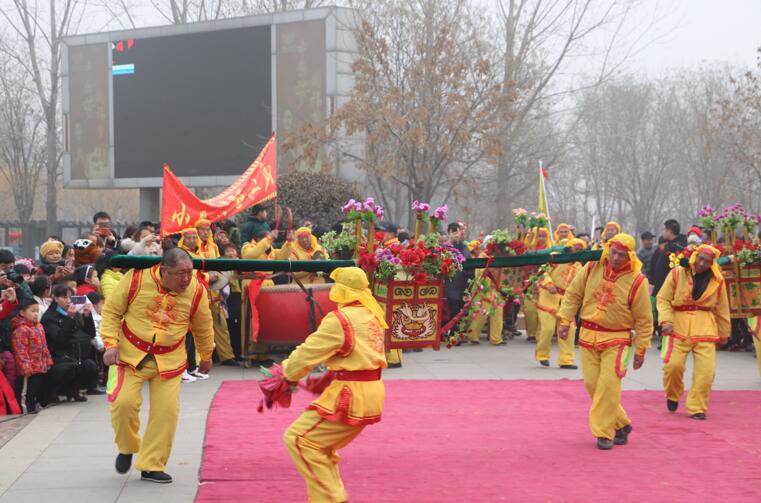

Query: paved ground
<box><xmin>0</xmin><ymin>335</ymin><xmax>758</xmax><ymax>503</ymax></box>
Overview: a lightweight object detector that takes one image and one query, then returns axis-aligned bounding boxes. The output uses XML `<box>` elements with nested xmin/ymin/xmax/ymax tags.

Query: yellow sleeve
<box><xmin>273</xmin><ymin>241</ymin><xmax>292</xmax><ymax>260</ymax></box>
<box><xmin>656</xmin><ymin>269</ymin><xmax>677</xmax><ymax>326</ymax></box>
<box><xmin>100</xmin><ymin>270</ymin><xmax>133</xmax><ymax>349</ymax></box>
<box><xmin>190</xmin><ymin>286</ymin><xmax>215</xmax><ymax>361</ymax></box>
<box><xmin>714</xmin><ymin>279</ymin><xmax>731</xmax><ymax>340</ymax></box>
<box><xmin>241</xmin><ymin>238</ymin><xmax>272</xmax><ymax>259</ymax></box>
<box><xmin>539</xmin><ymin>269</ymin><xmax>555</xmax><ymax>290</ymax></box>
<box><xmin>632</xmin><ymin>276</ymin><xmax>654</xmax><ymax>354</ymax></box>
<box><xmin>557</xmin><ymin>263</ymin><xmax>588</xmax><ymax>324</ymax></box>
<box><xmin>282</xmin><ymin>313</ymin><xmax>344</xmax><ymax>382</ymax></box>
<box><xmin>100</xmin><ymin>272</ymin><xmax>118</xmax><ymax>300</ymax></box>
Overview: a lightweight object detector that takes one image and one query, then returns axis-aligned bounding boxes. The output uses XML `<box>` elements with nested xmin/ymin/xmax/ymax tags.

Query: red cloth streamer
<box><xmin>248</xmin><ymin>278</ymin><xmax>265</xmax><ymax>343</ymax></box>
<box><xmin>257</xmin><ymin>364</ymin><xmax>293</xmax><ymax>413</ymax></box>
<box><xmin>303</xmin><ymin>371</ymin><xmax>335</xmax><ymax>394</ymax></box>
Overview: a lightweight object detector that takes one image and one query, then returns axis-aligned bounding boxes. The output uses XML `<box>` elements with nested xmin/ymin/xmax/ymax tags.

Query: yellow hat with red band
<box><xmin>601</xmin><ymin>233</ymin><xmax>642</xmax><ymax>275</ymax></box>
<box><xmin>690</xmin><ymin>244</ymin><xmax>722</xmax><ymax>279</ymax></box>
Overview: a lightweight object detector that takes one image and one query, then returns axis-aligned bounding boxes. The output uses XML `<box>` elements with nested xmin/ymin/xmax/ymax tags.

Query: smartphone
<box><xmin>71</xmin><ymin>295</ymin><xmax>88</xmax><ymax>312</ymax></box>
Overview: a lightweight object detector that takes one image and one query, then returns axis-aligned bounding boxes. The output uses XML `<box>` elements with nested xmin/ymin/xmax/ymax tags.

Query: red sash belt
<box><xmin>335</xmin><ymin>369</ymin><xmax>382</xmax><ymax>381</ymax></box>
<box><xmin>581</xmin><ymin>320</ymin><xmax>632</xmax><ymax>333</ymax></box>
<box><xmin>673</xmin><ymin>305</ymin><xmax>712</xmax><ymax>312</ymax></box>
<box><xmin>121</xmin><ymin>321</ymin><xmax>185</xmax><ymax>355</ymax></box>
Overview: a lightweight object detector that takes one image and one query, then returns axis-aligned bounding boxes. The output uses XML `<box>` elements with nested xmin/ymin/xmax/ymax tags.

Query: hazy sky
<box><xmin>629</xmin><ymin>0</ymin><xmax>761</xmax><ymax>75</ymax></box>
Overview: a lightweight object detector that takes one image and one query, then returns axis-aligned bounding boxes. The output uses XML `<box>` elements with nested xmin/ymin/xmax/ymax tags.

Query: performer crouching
<box><xmin>281</xmin><ymin>267</ymin><xmax>388</xmax><ymax>502</ymax></box>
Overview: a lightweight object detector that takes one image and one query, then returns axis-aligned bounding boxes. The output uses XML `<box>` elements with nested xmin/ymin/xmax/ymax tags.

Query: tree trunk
<box><xmin>45</xmin><ymin>119</ymin><xmax>57</xmax><ymax>236</ymax></box>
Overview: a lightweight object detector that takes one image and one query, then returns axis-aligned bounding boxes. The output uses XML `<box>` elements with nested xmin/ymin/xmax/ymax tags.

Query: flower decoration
<box><xmin>512</xmin><ymin>208</ymin><xmax>530</xmax><ymax>227</ymax></box>
<box><xmin>342</xmin><ymin>197</ymin><xmax>384</xmax><ymax>223</ymax></box>
<box><xmin>697</xmin><ymin>205</ymin><xmax>716</xmax><ymax>230</ymax></box>
<box><xmin>359</xmin><ymin>234</ymin><xmax>464</xmax><ymax>282</ymax></box>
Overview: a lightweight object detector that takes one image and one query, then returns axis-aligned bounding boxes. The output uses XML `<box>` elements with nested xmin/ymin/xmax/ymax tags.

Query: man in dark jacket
<box><xmin>240</xmin><ymin>205</ymin><xmax>271</xmax><ymax>244</ymax></box>
<box><xmin>443</xmin><ymin>223</ymin><xmax>473</xmax><ymax>337</ymax></box>
<box><xmin>651</xmin><ymin>219</ymin><xmax>688</xmax><ymax>296</ymax></box>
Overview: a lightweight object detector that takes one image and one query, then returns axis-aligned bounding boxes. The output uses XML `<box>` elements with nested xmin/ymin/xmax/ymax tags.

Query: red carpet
<box><xmin>197</xmin><ymin>380</ymin><xmax>761</xmax><ymax>502</ymax></box>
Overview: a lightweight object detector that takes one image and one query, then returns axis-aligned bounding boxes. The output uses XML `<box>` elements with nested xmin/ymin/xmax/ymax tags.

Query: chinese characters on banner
<box><xmin>161</xmin><ymin>133</ymin><xmax>277</xmax><ymax>236</ymax></box>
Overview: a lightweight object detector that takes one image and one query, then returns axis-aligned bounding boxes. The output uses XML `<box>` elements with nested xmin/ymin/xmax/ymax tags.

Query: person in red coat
<box><xmin>75</xmin><ymin>264</ymin><xmax>100</xmax><ymax>296</ymax></box>
<box><xmin>12</xmin><ymin>299</ymin><xmax>53</xmax><ymax>413</ymax></box>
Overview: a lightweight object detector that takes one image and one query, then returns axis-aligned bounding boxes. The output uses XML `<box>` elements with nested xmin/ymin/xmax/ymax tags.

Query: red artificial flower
<box><xmin>413</xmin><ymin>272</ymin><xmax>428</xmax><ymax>284</ymax></box>
<box><xmin>507</xmin><ymin>240</ymin><xmax>527</xmax><ymax>255</ymax></box>
<box><xmin>734</xmin><ymin>240</ymin><xmax>745</xmax><ymax>252</ymax></box>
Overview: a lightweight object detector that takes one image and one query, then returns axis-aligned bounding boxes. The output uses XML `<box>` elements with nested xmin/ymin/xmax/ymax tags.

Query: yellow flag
<box><xmin>538</xmin><ymin>167</ymin><xmax>549</xmax><ymax>216</ymax></box>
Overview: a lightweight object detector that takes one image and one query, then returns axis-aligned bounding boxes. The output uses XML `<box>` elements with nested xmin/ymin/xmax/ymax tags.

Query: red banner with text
<box><xmin>161</xmin><ymin>134</ymin><xmax>277</xmax><ymax>236</ymax></box>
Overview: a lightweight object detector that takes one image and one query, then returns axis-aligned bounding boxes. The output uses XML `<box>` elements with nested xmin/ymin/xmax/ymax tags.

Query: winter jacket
<box><xmin>99</xmin><ymin>269</ymin><xmax>124</xmax><ymax>300</ymax></box>
<box><xmin>11</xmin><ymin>315</ymin><xmax>53</xmax><ymax>376</ymax></box>
<box><xmin>240</xmin><ymin>217</ymin><xmax>271</xmax><ymax>244</ymax></box>
<box><xmin>76</xmin><ymin>284</ymin><xmax>98</xmax><ymax>297</ymax></box>
<box><xmin>651</xmin><ymin>234</ymin><xmax>688</xmax><ymax>295</ymax></box>
<box><xmin>1</xmin><ymin>350</ymin><xmax>16</xmax><ymax>383</ymax></box>
<box><xmin>41</xmin><ymin>302</ymin><xmax>95</xmax><ymax>364</ymax></box>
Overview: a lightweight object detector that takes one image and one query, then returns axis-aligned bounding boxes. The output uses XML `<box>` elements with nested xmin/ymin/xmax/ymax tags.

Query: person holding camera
<box><xmin>41</xmin><ymin>284</ymin><xmax>103</xmax><ymax>402</ymax></box>
<box><xmin>93</xmin><ymin>211</ymin><xmax>121</xmax><ymax>250</ymax></box>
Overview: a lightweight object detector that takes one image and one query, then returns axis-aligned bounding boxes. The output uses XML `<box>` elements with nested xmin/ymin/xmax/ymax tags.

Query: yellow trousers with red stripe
<box><xmin>580</xmin><ymin>346</ymin><xmax>631</xmax><ymax>440</ymax></box>
<box><xmin>468</xmin><ymin>303</ymin><xmax>504</xmax><ymax>345</ymax></box>
<box><xmin>536</xmin><ymin>311</ymin><xmax>575</xmax><ymax>365</ymax></box>
<box><xmin>663</xmin><ymin>338</ymin><xmax>716</xmax><ymax>415</ymax></box>
<box><xmin>284</xmin><ymin>410</ymin><xmax>365</xmax><ymax>503</ymax></box>
<box><xmin>753</xmin><ymin>334</ymin><xmax>761</xmax><ymax>378</ymax></box>
<box><xmin>523</xmin><ymin>298</ymin><xmax>539</xmax><ymax>339</ymax></box>
<box><xmin>110</xmin><ymin>358</ymin><xmax>181</xmax><ymax>472</ymax></box>
<box><xmin>386</xmin><ymin>349</ymin><xmax>402</xmax><ymax>365</ymax></box>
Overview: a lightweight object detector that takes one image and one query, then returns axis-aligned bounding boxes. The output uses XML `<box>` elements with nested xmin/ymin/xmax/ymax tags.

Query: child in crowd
<box><xmin>75</xmin><ymin>265</ymin><xmax>100</xmax><ymax>296</ymax></box>
<box><xmin>12</xmin><ymin>299</ymin><xmax>53</xmax><ymax>414</ymax></box>
<box><xmin>86</xmin><ymin>292</ymin><xmax>106</xmax><ymax>353</ymax></box>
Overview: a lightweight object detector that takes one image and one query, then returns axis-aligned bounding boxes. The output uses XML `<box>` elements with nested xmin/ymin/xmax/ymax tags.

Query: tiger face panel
<box><xmin>391</xmin><ymin>303</ymin><xmax>438</xmax><ymax>341</ymax></box>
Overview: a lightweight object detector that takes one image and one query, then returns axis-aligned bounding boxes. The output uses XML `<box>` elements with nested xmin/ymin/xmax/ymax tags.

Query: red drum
<box><xmin>255</xmin><ymin>283</ymin><xmax>337</xmax><ymax>344</ymax></box>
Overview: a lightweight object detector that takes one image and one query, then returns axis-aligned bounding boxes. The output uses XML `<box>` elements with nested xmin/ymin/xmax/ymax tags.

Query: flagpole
<box><xmin>539</xmin><ymin>160</ymin><xmax>554</xmax><ymax>239</ymax></box>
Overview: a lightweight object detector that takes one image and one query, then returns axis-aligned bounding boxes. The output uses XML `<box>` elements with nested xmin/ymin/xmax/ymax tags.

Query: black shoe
<box><xmin>614</xmin><ymin>425</ymin><xmax>632</xmax><ymax>445</ymax></box>
<box><xmin>141</xmin><ymin>471</ymin><xmax>173</xmax><ymax>483</ymax></box>
<box><xmin>667</xmin><ymin>399</ymin><xmax>678</xmax><ymax>412</ymax></box>
<box><xmin>596</xmin><ymin>438</ymin><xmax>613</xmax><ymax>450</ymax></box>
<box><xmin>539</xmin><ymin>360</ymin><xmax>549</xmax><ymax>367</ymax></box>
<box><xmin>387</xmin><ymin>362</ymin><xmax>402</xmax><ymax>369</ymax></box>
<box><xmin>115</xmin><ymin>453</ymin><xmax>133</xmax><ymax>474</ymax></box>
<box><xmin>412</xmin><ymin>348</ymin><xmax>423</xmax><ymax>352</ymax></box>
<box><xmin>690</xmin><ymin>413</ymin><xmax>707</xmax><ymax>420</ymax></box>
<box><xmin>68</xmin><ymin>393</ymin><xmax>88</xmax><ymax>402</ymax></box>
<box><xmin>527</xmin><ymin>336</ymin><xmax>537</xmax><ymax>343</ymax></box>
<box><xmin>470</xmin><ymin>340</ymin><xmax>481</xmax><ymax>345</ymax></box>
<box><xmin>86</xmin><ymin>387</ymin><xmax>106</xmax><ymax>396</ymax></box>
<box><xmin>559</xmin><ymin>364</ymin><xmax>578</xmax><ymax>369</ymax></box>
<box><xmin>220</xmin><ymin>359</ymin><xmax>240</xmax><ymax>367</ymax></box>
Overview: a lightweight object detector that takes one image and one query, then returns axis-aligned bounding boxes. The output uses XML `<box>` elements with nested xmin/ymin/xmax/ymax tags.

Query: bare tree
<box><xmin>283</xmin><ymin>0</ymin><xmax>511</xmax><ymax>228</ymax></box>
<box><xmin>0</xmin><ymin>0</ymin><xmax>88</xmax><ymax>235</ymax></box>
<box><xmin>0</xmin><ymin>55</ymin><xmax>46</xmax><ymax>225</ymax></box>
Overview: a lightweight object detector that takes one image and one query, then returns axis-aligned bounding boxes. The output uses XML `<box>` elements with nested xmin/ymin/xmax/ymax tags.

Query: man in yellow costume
<box><xmin>240</xmin><ymin>229</ymin><xmax>294</xmax><ymax>361</ymax></box>
<box><xmin>522</xmin><ymin>227</ymin><xmax>552</xmax><ymax>343</ymax></box>
<box><xmin>554</xmin><ymin>223</ymin><xmax>574</xmax><ymax>243</ymax></box>
<box><xmin>196</xmin><ymin>219</ymin><xmax>220</xmax><ymax>258</ymax></box>
<box><xmin>557</xmin><ymin>234</ymin><xmax>653</xmax><ymax>450</ymax></box>
<box><xmin>102</xmin><ymin>248</ymin><xmax>215</xmax><ymax>482</ymax></box>
<box><xmin>290</xmin><ymin>227</ymin><xmax>328</xmax><ymax>284</ymax></box>
<box><xmin>467</xmin><ymin>238</ymin><xmax>507</xmax><ymax>346</ymax></box>
<box><xmin>281</xmin><ymin>267</ymin><xmax>387</xmax><ymax>503</ymax></box>
<box><xmin>535</xmin><ymin>238</ymin><xmax>586</xmax><ymax>368</ymax></box>
<box><xmin>656</xmin><ymin>244</ymin><xmax>730</xmax><ymax>419</ymax></box>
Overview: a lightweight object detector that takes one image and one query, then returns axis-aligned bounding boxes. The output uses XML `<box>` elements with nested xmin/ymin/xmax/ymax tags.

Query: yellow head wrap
<box><xmin>601</xmin><ymin>233</ymin><xmax>642</xmax><ymax>275</ymax></box>
<box><xmin>603</xmin><ymin>221</ymin><xmax>622</xmax><ymax>242</ymax></box>
<box><xmin>467</xmin><ymin>240</ymin><xmax>481</xmax><ymax>252</ymax></box>
<box><xmin>329</xmin><ymin>267</ymin><xmax>389</xmax><ymax>329</ymax></box>
<box><xmin>689</xmin><ymin>244</ymin><xmax>722</xmax><ymax>280</ymax></box>
<box><xmin>568</xmin><ymin>238</ymin><xmax>587</xmax><ymax>251</ymax></box>
<box><xmin>178</xmin><ymin>227</ymin><xmax>199</xmax><ymax>252</ymax></box>
<box><xmin>554</xmin><ymin>223</ymin><xmax>574</xmax><ymax>243</ymax></box>
<box><xmin>40</xmin><ymin>240</ymin><xmax>64</xmax><ymax>259</ymax></box>
<box><xmin>295</xmin><ymin>226</ymin><xmax>319</xmax><ymax>252</ymax></box>
<box><xmin>534</xmin><ymin>227</ymin><xmax>553</xmax><ymax>250</ymax></box>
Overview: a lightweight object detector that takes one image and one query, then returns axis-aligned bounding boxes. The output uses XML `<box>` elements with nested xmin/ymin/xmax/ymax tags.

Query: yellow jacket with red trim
<box><xmin>282</xmin><ymin>305</ymin><xmax>387</xmax><ymax>425</ymax></box>
<box><xmin>100</xmin><ymin>265</ymin><xmax>215</xmax><ymax>379</ymax></box>
<box><xmin>558</xmin><ymin>260</ymin><xmax>653</xmax><ymax>354</ymax></box>
<box><xmin>536</xmin><ymin>262</ymin><xmax>581</xmax><ymax>315</ymax></box>
<box><xmin>656</xmin><ymin>267</ymin><xmax>731</xmax><ymax>343</ymax></box>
